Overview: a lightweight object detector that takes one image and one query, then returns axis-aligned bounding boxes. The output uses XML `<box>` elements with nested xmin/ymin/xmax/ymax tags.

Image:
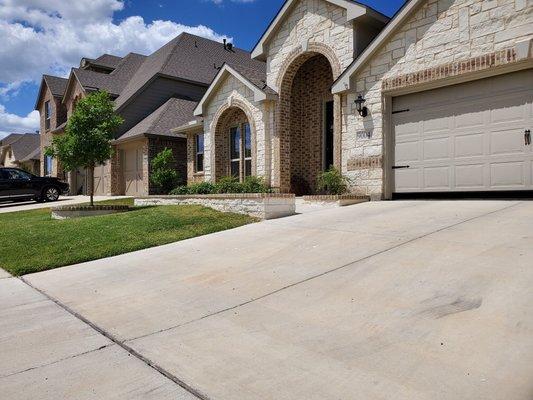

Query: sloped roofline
<box><xmin>251</xmin><ymin>0</ymin><xmax>389</xmax><ymax>60</ymax></box>
<box><xmin>34</xmin><ymin>75</ymin><xmax>65</xmax><ymax>110</ymax></box>
<box><xmin>332</xmin><ymin>0</ymin><xmax>420</xmax><ymax>93</ymax></box>
<box><xmin>193</xmin><ymin>64</ymin><xmax>278</xmax><ymax>117</ymax></box>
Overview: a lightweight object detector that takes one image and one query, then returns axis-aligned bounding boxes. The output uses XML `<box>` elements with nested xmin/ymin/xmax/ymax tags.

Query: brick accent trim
<box><xmin>275</xmin><ymin>42</ymin><xmax>343</xmax><ymax>90</ymax></box>
<box><xmin>347</xmin><ymin>155</ymin><xmax>382</xmax><ymax>171</ymax></box>
<box><xmin>382</xmin><ymin>48</ymin><xmax>518</xmax><ymax>91</ymax></box>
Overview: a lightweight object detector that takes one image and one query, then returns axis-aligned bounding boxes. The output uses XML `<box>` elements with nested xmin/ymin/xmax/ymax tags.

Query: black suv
<box><xmin>0</xmin><ymin>168</ymin><xmax>69</xmax><ymax>203</ymax></box>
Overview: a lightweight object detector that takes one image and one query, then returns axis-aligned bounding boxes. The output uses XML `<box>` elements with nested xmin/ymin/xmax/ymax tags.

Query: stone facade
<box><xmin>203</xmin><ymin>74</ymin><xmax>268</xmax><ymax>183</ymax></box>
<box><xmin>342</xmin><ymin>0</ymin><xmax>533</xmax><ymax>198</ymax></box>
<box><xmin>135</xmin><ymin>193</ymin><xmax>296</xmax><ymax>220</ymax></box>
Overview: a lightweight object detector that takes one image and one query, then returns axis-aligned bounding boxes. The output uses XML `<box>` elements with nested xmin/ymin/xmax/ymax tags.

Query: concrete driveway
<box><xmin>2</xmin><ymin>200</ymin><xmax>532</xmax><ymax>399</ymax></box>
<box><xmin>0</xmin><ymin>195</ymin><xmax>131</xmax><ymax>214</ymax></box>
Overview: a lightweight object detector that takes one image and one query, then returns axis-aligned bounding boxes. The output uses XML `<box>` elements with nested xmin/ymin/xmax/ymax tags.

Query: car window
<box><xmin>5</xmin><ymin>169</ymin><xmax>32</xmax><ymax>180</ymax></box>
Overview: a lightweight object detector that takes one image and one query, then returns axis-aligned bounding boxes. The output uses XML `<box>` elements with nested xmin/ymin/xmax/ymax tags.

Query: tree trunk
<box><xmin>87</xmin><ymin>166</ymin><xmax>95</xmax><ymax>207</ymax></box>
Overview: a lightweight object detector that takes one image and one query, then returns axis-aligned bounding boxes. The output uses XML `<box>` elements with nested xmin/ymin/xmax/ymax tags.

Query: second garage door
<box><xmin>393</xmin><ymin>69</ymin><xmax>533</xmax><ymax>193</ymax></box>
<box><xmin>121</xmin><ymin>144</ymin><xmax>144</xmax><ymax>197</ymax></box>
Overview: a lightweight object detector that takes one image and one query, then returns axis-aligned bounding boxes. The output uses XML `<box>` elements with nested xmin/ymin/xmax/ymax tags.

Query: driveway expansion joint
<box><xmin>125</xmin><ymin>201</ymin><xmax>521</xmax><ymax>342</ymax></box>
<box><xmin>18</xmin><ymin>276</ymin><xmax>211</xmax><ymax>400</ymax></box>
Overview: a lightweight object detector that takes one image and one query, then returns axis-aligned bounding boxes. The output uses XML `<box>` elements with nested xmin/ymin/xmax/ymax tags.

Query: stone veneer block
<box><xmin>302</xmin><ymin>194</ymin><xmax>370</xmax><ymax>207</ymax></box>
<box><xmin>135</xmin><ymin>194</ymin><xmax>296</xmax><ymax>220</ymax></box>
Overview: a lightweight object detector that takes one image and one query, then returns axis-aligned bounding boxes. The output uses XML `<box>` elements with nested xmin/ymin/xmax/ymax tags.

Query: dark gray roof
<box><xmin>7</xmin><ymin>133</ymin><xmax>41</xmax><ymax>161</ymax></box>
<box><xmin>0</xmin><ymin>133</ymin><xmax>24</xmax><ymax>147</ymax></box>
<box><xmin>43</xmin><ymin>75</ymin><xmax>68</xmax><ymax>97</ymax></box>
<box><xmin>91</xmin><ymin>54</ymin><xmax>123</xmax><ymax>69</ymax></box>
<box><xmin>73</xmin><ymin>53</ymin><xmax>146</xmax><ymax>96</ymax></box>
<box><xmin>230</xmin><ymin>63</ymin><xmax>276</xmax><ymax>95</ymax></box>
<box><xmin>115</xmin><ymin>33</ymin><xmax>267</xmax><ymax>110</ymax></box>
<box><xmin>117</xmin><ymin>97</ymin><xmax>197</xmax><ymax>142</ymax></box>
<box><xmin>20</xmin><ymin>146</ymin><xmax>41</xmax><ymax>162</ymax></box>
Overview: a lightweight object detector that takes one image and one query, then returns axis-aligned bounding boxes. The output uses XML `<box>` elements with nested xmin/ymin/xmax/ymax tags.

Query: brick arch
<box><xmin>275</xmin><ymin>42</ymin><xmax>343</xmax><ymax>90</ymax></box>
<box><xmin>211</xmin><ymin>97</ymin><xmax>258</xmax><ymax>181</ymax></box>
<box><xmin>273</xmin><ymin>47</ymin><xmax>342</xmax><ymax>194</ymax></box>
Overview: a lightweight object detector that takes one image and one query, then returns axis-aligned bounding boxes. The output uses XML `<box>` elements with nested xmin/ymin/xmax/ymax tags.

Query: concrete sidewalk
<box><xmin>4</xmin><ymin>200</ymin><xmax>533</xmax><ymax>399</ymax></box>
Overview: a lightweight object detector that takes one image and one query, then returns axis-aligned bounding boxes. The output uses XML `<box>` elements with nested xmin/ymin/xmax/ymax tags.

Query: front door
<box><xmin>324</xmin><ymin>101</ymin><xmax>334</xmax><ymax>171</ymax></box>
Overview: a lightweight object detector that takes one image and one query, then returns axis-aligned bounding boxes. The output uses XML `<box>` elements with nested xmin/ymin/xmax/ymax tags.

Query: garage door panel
<box><xmin>490</xmin><ymin>128</ymin><xmax>526</xmax><ymax>156</ymax></box>
<box><xmin>455</xmin><ymin>133</ymin><xmax>485</xmax><ymax>158</ymax></box>
<box><xmin>455</xmin><ymin>164</ymin><xmax>485</xmax><ymax>189</ymax></box>
<box><xmin>393</xmin><ymin>69</ymin><xmax>533</xmax><ymax>193</ymax></box>
<box><xmin>121</xmin><ymin>145</ymin><xmax>144</xmax><ymax>197</ymax></box>
<box><xmin>423</xmin><ymin>137</ymin><xmax>450</xmax><ymax>161</ymax></box>
<box><xmin>423</xmin><ymin>166</ymin><xmax>450</xmax><ymax>189</ymax></box>
<box><xmin>490</xmin><ymin>162</ymin><xmax>525</xmax><ymax>188</ymax></box>
<box><xmin>395</xmin><ymin>168</ymin><xmax>420</xmax><ymax>191</ymax></box>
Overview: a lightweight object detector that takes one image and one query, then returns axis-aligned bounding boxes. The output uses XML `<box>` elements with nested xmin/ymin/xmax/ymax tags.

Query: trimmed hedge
<box><xmin>170</xmin><ymin>176</ymin><xmax>271</xmax><ymax>195</ymax></box>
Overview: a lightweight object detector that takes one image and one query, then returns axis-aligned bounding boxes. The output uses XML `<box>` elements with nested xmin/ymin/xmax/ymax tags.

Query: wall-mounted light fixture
<box><xmin>354</xmin><ymin>94</ymin><xmax>368</xmax><ymax>117</ymax></box>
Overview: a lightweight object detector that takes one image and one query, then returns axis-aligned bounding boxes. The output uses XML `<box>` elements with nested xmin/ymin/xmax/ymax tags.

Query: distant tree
<box><xmin>150</xmin><ymin>148</ymin><xmax>179</xmax><ymax>194</ymax></box>
<box><xmin>45</xmin><ymin>91</ymin><xmax>123</xmax><ymax>206</ymax></box>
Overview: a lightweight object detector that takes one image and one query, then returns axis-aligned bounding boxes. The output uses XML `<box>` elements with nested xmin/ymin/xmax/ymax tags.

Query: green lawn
<box><xmin>0</xmin><ymin>198</ymin><xmax>254</xmax><ymax>276</ymax></box>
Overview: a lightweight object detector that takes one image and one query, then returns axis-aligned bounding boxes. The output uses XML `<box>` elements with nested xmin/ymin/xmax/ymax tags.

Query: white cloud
<box><xmin>0</xmin><ymin>0</ymin><xmax>231</xmax><ymax>133</ymax></box>
<box><xmin>0</xmin><ymin>104</ymin><xmax>40</xmax><ymax>138</ymax></box>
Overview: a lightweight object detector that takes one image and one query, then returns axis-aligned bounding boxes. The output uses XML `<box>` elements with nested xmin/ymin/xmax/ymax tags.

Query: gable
<box><xmin>333</xmin><ymin>0</ymin><xmax>533</xmax><ymax>93</ymax></box>
<box><xmin>252</xmin><ymin>0</ymin><xmax>388</xmax><ymax>61</ymax></box>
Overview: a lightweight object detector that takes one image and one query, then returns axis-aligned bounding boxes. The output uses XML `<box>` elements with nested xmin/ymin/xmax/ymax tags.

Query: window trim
<box><xmin>44</xmin><ymin>101</ymin><xmax>51</xmax><ymax>131</ymax></box>
<box><xmin>228</xmin><ymin>122</ymin><xmax>252</xmax><ymax>181</ymax></box>
<box><xmin>195</xmin><ymin>133</ymin><xmax>205</xmax><ymax>173</ymax></box>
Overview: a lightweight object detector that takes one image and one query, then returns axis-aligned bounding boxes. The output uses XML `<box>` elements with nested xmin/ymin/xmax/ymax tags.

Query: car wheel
<box><xmin>43</xmin><ymin>186</ymin><xmax>60</xmax><ymax>202</ymax></box>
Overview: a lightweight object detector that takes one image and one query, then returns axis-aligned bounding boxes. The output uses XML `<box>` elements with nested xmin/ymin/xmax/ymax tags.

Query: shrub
<box><xmin>242</xmin><ymin>176</ymin><xmax>270</xmax><ymax>193</ymax></box>
<box><xmin>169</xmin><ymin>186</ymin><xmax>189</xmax><ymax>195</ymax></box>
<box><xmin>187</xmin><ymin>182</ymin><xmax>217</xmax><ymax>194</ymax></box>
<box><xmin>150</xmin><ymin>148</ymin><xmax>180</xmax><ymax>194</ymax></box>
<box><xmin>214</xmin><ymin>176</ymin><xmax>243</xmax><ymax>194</ymax></box>
<box><xmin>317</xmin><ymin>167</ymin><xmax>349</xmax><ymax>195</ymax></box>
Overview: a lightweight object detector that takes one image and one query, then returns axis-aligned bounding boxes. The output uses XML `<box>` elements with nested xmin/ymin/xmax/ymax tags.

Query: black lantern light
<box><xmin>354</xmin><ymin>94</ymin><xmax>368</xmax><ymax>117</ymax></box>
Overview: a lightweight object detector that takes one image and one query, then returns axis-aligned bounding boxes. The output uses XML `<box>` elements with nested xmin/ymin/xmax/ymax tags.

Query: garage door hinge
<box><xmin>392</xmin><ymin>165</ymin><xmax>410</xmax><ymax>169</ymax></box>
<box><xmin>392</xmin><ymin>109</ymin><xmax>410</xmax><ymax>114</ymax></box>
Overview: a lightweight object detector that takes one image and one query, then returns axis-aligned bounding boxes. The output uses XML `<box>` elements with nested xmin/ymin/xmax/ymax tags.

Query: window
<box><xmin>6</xmin><ymin>169</ymin><xmax>31</xmax><ymax>180</ymax></box>
<box><xmin>229</xmin><ymin>122</ymin><xmax>252</xmax><ymax>181</ymax></box>
<box><xmin>195</xmin><ymin>133</ymin><xmax>204</xmax><ymax>172</ymax></box>
<box><xmin>44</xmin><ymin>155</ymin><xmax>53</xmax><ymax>176</ymax></box>
<box><xmin>44</xmin><ymin>101</ymin><xmax>51</xmax><ymax>130</ymax></box>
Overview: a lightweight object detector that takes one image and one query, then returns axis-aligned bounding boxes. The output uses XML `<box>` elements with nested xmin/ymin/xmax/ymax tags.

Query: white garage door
<box><xmin>393</xmin><ymin>69</ymin><xmax>533</xmax><ymax>193</ymax></box>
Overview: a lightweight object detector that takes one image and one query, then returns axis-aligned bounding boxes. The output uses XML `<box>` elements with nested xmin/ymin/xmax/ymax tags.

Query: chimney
<box><xmin>223</xmin><ymin>38</ymin><xmax>227</xmax><ymax>50</ymax></box>
<box><xmin>227</xmin><ymin>43</ymin><xmax>233</xmax><ymax>51</ymax></box>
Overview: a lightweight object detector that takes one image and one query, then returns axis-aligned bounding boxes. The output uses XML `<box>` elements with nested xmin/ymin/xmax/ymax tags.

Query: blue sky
<box><xmin>0</xmin><ymin>0</ymin><xmax>405</xmax><ymax>138</ymax></box>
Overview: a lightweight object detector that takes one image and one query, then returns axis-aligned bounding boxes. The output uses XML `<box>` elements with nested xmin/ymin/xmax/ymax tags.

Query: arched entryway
<box><xmin>213</xmin><ymin>106</ymin><xmax>254</xmax><ymax>182</ymax></box>
<box><xmin>277</xmin><ymin>52</ymin><xmax>338</xmax><ymax>195</ymax></box>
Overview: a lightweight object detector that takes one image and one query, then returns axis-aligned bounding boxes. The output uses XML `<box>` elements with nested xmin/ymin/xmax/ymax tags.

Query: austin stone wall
<box><xmin>342</xmin><ymin>0</ymin><xmax>533</xmax><ymax>198</ymax></box>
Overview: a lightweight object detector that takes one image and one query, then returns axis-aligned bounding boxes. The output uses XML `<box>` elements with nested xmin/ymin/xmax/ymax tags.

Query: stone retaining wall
<box><xmin>302</xmin><ymin>194</ymin><xmax>369</xmax><ymax>207</ymax></box>
<box><xmin>135</xmin><ymin>194</ymin><xmax>296</xmax><ymax>220</ymax></box>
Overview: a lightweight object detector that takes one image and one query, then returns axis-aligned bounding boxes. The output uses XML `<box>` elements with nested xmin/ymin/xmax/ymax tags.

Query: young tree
<box><xmin>45</xmin><ymin>91</ymin><xmax>123</xmax><ymax>206</ymax></box>
<box><xmin>150</xmin><ymin>148</ymin><xmax>180</xmax><ymax>194</ymax></box>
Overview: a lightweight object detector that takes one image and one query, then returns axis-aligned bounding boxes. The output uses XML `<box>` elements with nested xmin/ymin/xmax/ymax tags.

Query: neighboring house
<box><xmin>178</xmin><ymin>0</ymin><xmax>533</xmax><ymax>199</ymax></box>
<box><xmin>0</xmin><ymin>133</ymin><xmax>41</xmax><ymax>175</ymax></box>
<box><xmin>35</xmin><ymin>33</ymin><xmax>267</xmax><ymax>196</ymax></box>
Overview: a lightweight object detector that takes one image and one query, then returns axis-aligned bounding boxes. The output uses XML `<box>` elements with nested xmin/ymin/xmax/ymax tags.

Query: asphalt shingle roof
<box><xmin>74</xmin><ymin>52</ymin><xmax>146</xmax><ymax>97</ymax></box>
<box><xmin>114</xmin><ymin>33</ymin><xmax>267</xmax><ymax>110</ymax></box>
<box><xmin>43</xmin><ymin>75</ymin><xmax>68</xmax><ymax>97</ymax></box>
<box><xmin>0</xmin><ymin>133</ymin><xmax>24</xmax><ymax>147</ymax></box>
<box><xmin>117</xmin><ymin>97</ymin><xmax>197</xmax><ymax>141</ymax></box>
<box><xmin>6</xmin><ymin>133</ymin><xmax>41</xmax><ymax>161</ymax></box>
<box><xmin>91</xmin><ymin>54</ymin><xmax>123</xmax><ymax>69</ymax></box>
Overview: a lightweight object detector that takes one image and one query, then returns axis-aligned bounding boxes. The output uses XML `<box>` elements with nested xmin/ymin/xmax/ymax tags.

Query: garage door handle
<box><xmin>525</xmin><ymin>130</ymin><xmax>531</xmax><ymax>146</ymax></box>
<box><xmin>392</xmin><ymin>165</ymin><xmax>410</xmax><ymax>169</ymax></box>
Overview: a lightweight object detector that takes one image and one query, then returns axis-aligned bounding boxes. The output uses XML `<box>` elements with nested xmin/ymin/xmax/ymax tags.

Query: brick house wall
<box><xmin>288</xmin><ymin>54</ymin><xmax>333</xmax><ymax>194</ymax></box>
<box><xmin>147</xmin><ymin>136</ymin><xmax>187</xmax><ymax>194</ymax></box>
<box><xmin>39</xmin><ymin>86</ymin><xmax>67</xmax><ymax>177</ymax></box>
<box><xmin>342</xmin><ymin>0</ymin><xmax>533</xmax><ymax>198</ymax></box>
